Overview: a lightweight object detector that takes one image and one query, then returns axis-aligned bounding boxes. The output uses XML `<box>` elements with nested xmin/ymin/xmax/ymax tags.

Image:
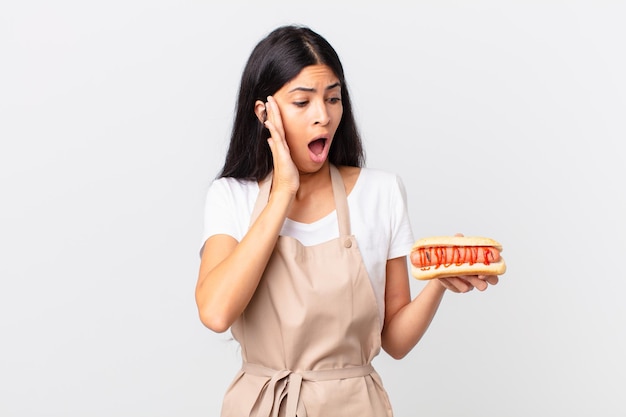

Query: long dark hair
<box><xmin>219</xmin><ymin>25</ymin><xmax>365</xmax><ymax>180</ymax></box>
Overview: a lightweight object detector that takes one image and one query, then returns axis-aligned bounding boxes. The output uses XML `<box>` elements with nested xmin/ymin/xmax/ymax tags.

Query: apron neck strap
<box><xmin>329</xmin><ymin>164</ymin><xmax>351</xmax><ymax>237</ymax></box>
<box><xmin>250</xmin><ymin>164</ymin><xmax>351</xmax><ymax>237</ymax></box>
<box><xmin>250</xmin><ymin>174</ymin><xmax>272</xmax><ymax>227</ymax></box>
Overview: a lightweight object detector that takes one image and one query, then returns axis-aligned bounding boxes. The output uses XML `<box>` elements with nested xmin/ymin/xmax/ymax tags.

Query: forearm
<box><xmin>195</xmin><ymin>190</ymin><xmax>294</xmax><ymax>332</ymax></box>
<box><xmin>382</xmin><ymin>280</ymin><xmax>446</xmax><ymax>359</ymax></box>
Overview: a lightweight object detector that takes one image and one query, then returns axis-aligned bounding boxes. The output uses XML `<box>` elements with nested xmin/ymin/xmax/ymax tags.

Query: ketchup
<box><xmin>417</xmin><ymin>246</ymin><xmax>497</xmax><ymax>270</ymax></box>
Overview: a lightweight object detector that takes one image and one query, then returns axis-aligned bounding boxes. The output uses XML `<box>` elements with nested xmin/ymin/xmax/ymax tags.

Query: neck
<box><xmin>295</xmin><ymin>163</ymin><xmax>332</xmax><ymax>201</ymax></box>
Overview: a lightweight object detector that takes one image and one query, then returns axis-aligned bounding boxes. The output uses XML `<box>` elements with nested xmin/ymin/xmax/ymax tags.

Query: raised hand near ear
<box><xmin>263</xmin><ymin>96</ymin><xmax>299</xmax><ymax>197</ymax></box>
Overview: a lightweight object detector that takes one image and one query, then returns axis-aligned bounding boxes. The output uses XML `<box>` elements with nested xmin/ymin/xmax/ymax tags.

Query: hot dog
<box><xmin>410</xmin><ymin>236</ymin><xmax>506</xmax><ymax>280</ymax></box>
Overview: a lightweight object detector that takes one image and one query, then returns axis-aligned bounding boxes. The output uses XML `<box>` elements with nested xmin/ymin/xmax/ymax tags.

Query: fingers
<box><xmin>438</xmin><ymin>274</ymin><xmax>499</xmax><ymax>293</ymax></box>
<box><xmin>463</xmin><ymin>275</ymin><xmax>489</xmax><ymax>291</ymax></box>
<box><xmin>262</xmin><ymin>96</ymin><xmax>299</xmax><ymax>194</ymax></box>
<box><xmin>438</xmin><ymin>277</ymin><xmax>471</xmax><ymax>293</ymax></box>
<box><xmin>437</xmin><ymin>234</ymin><xmax>500</xmax><ymax>293</ymax></box>
<box><xmin>481</xmin><ymin>275</ymin><xmax>500</xmax><ymax>286</ymax></box>
<box><xmin>263</xmin><ymin>96</ymin><xmax>289</xmax><ymax>165</ymax></box>
<box><xmin>264</xmin><ymin>96</ymin><xmax>285</xmax><ymax>146</ymax></box>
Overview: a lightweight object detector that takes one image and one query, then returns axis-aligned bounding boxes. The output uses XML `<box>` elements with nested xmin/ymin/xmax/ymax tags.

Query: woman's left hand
<box><xmin>438</xmin><ymin>232</ymin><xmax>500</xmax><ymax>293</ymax></box>
<box><xmin>437</xmin><ymin>274</ymin><xmax>499</xmax><ymax>293</ymax></box>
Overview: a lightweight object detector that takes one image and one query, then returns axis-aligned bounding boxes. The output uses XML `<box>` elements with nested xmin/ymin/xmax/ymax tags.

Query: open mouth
<box><xmin>307</xmin><ymin>137</ymin><xmax>329</xmax><ymax>164</ymax></box>
<box><xmin>308</xmin><ymin>138</ymin><xmax>327</xmax><ymax>156</ymax></box>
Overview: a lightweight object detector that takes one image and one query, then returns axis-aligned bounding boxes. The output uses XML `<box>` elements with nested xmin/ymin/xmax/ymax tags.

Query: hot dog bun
<box><xmin>410</xmin><ymin>236</ymin><xmax>506</xmax><ymax>280</ymax></box>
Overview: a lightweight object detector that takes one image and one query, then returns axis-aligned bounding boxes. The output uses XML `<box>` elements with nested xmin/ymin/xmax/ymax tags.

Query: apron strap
<box><xmin>329</xmin><ymin>164</ymin><xmax>351</xmax><ymax>237</ymax></box>
<box><xmin>249</xmin><ymin>165</ymin><xmax>352</xmax><ymax>239</ymax></box>
<box><xmin>242</xmin><ymin>362</ymin><xmax>375</xmax><ymax>417</ymax></box>
<box><xmin>250</xmin><ymin>173</ymin><xmax>272</xmax><ymax>228</ymax></box>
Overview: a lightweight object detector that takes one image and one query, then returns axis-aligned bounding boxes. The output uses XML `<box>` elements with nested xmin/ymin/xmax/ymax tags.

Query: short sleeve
<box><xmin>387</xmin><ymin>174</ymin><xmax>415</xmax><ymax>260</ymax></box>
<box><xmin>199</xmin><ymin>178</ymin><xmax>255</xmax><ymax>256</ymax></box>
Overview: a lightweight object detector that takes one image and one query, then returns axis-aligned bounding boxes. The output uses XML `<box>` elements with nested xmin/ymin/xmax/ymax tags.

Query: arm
<box><xmin>381</xmin><ymin>256</ymin><xmax>499</xmax><ymax>359</ymax></box>
<box><xmin>381</xmin><ymin>256</ymin><xmax>446</xmax><ymax>359</ymax></box>
<box><xmin>195</xmin><ymin>188</ymin><xmax>294</xmax><ymax>333</ymax></box>
<box><xmin>195</xmin><ymin>95</ymin><xmax>298</xmax><ymax>333</ymax></box>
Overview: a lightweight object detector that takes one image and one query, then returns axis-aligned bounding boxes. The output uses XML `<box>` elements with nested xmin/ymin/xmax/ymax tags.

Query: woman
<box><xmin>196</xmin><ymin>25</ymin><xmax>498</xmax><ymax>417</ymax></box>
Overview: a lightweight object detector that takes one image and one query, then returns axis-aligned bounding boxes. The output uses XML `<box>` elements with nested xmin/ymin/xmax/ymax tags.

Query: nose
<box><xmin>313</xmin><ymin>100</ymin><xmax>330</xmax><ymax>126</ymax></box>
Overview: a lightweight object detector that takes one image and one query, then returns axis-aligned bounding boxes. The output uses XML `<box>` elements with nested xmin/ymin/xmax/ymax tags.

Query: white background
<box><xmin>1</xmin><ymin>1</ymin><xmax>625</xmax><ymax>416</ymax></box>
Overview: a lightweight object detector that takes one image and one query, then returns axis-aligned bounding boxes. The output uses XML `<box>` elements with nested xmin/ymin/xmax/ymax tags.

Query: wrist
<box><xmin>428</xmin><ymin>279</ymin><xmax>447</xmax><ymax>294</ymax></box>
<box><xmin>269</xmin><ymin>188</ymin><xmax>295</xmax><ymax>204</ymax></box>
<box><xmin>267</xmin><ymin>188</ymin><xmax>296</xmax><ymax>215</ymax></box>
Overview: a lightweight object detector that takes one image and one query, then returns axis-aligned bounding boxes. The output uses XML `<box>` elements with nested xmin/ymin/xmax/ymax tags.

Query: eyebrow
<box><xmin>288</xmin><ymin>82</ymin><xmax>341</xmax><ymax>93</ymax></box>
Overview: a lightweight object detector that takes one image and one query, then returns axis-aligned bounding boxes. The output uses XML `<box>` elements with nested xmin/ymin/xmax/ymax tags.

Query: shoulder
<box><xmin>207</xmin><ymin>176</ymin><xmax>259</xmax><ymax>199</ymax></box>
<box><xmin>204</xmin><ymin>176</ymin><xmax>260</xmax><ymax>215</ymax></box>
<box><xmin>359</xmin><ymin>166</ymin><xmax>402</xmax><ymax>182</ymax></box>
<box><xmin>202</xmin><ymin>177</ymin><xmax>260</xmax><ymax>243</ymax></box>
<box><xmin>355</xmin><ymin>167</ymin><xmax>407</xmax><ymax>196</ymax></box>
<box><xmin>345</xmin><ymin>167</ymin><xmax>410</xmax><ymax>219</ymax></box>
<box><xmin>337</xmin><ymin>165</ymin><xmax>403</xmax><ymax>190</ymax></box>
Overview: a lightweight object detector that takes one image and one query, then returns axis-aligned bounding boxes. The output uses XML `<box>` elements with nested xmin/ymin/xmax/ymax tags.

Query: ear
<box><xmin>254</xmin><ymin>100</ymin><xmax>267</xmax><ymax>123</ymax></box>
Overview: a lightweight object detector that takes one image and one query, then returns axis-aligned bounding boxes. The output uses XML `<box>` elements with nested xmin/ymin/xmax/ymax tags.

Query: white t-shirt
<box><xmin>201</xmin><ymin>167</ymin><xmax>415</xmax><ymax>325</ymax></box>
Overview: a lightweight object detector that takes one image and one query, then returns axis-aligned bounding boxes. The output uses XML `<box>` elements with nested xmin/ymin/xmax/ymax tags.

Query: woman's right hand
<box><xmin>264</xmin><ymin>96</ymin><xmax>299</xmax><ymax>196</ymax></box>
<box><xmin>196</xmin><ymin>97</ymin><xmax>299</xmax><ymax>333</ymax></box>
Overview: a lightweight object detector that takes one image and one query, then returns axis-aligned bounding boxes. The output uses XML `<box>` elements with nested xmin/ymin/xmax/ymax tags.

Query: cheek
<box><xmin>279</xmin><ymin>113</ymin><xmax>298</xmax><ymax>138</ymax></box>
<box><xmin>279</xmin><ymin>108</ymin><xmax>308</xmax><ymax>135</ymax></box>
<box><xmin>331</xmin><ymin>107</ymin><xmax>344</xmax><ymax>132</ymax></box>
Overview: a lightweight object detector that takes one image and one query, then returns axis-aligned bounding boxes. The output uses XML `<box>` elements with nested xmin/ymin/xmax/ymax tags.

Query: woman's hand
<box><xmin>264</xmin><ymin>96</ymin><xmax>299</xmax><ymax>196</ymax></box>
<box><xmin>437</xmin><ymin>232</ymin><xmax>500</xmax><ymax>293</ymax></box>
<box><xmin>437</xmin><ymin>274</ymin><xmax>499</xmax><ymax>293</ymax></box>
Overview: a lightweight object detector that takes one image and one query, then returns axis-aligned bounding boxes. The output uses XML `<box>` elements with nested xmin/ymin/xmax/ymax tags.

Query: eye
<box><xmin>293</xmin><ymin>101</ymin><xmax>308</xmax><ymax>107</ymax></box>
<box><xmin>327</xmin><ymin>97</ymin><xmax>341</xmax><ymax>104</ymax></box>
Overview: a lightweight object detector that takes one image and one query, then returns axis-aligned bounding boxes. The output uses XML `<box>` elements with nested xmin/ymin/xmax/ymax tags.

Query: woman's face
<box><xmin>271</xmin><ymin>64</ymin><xmax>343</xmax><ymax>172</ymax></box>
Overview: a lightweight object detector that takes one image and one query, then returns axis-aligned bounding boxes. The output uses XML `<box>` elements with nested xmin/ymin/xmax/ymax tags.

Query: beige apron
<box><xmin>220</xmin><ymin>165</ymin><xmax>393</xmax><ymax>417</ymax></box>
